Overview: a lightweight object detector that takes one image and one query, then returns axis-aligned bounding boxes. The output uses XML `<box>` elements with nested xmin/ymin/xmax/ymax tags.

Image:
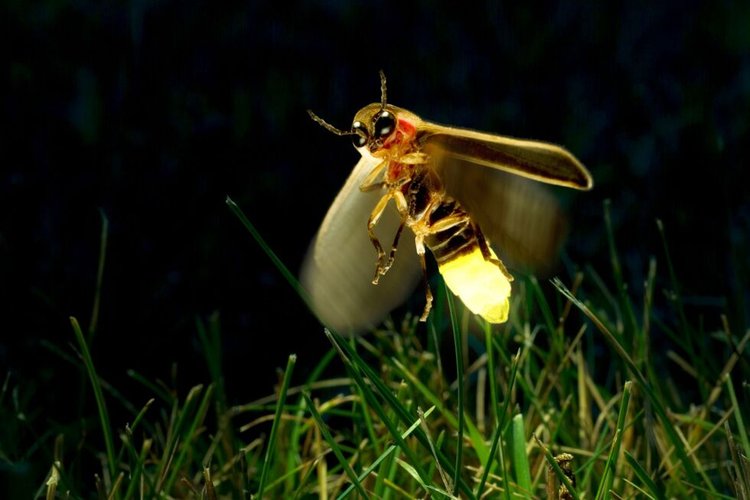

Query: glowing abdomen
<box><xmin>437</xmin><ymin>245</ymin><xmax>511</xmax><ymax>323</ymax></box>
<box><xmin>423</xmin><ymin>200</ymin><xmax>511</xmax><ymax>324</ymax></box>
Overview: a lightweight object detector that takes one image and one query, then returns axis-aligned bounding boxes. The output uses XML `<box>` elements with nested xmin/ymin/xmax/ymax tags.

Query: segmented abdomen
<box><xmin>405</xmin><ymin>168</ymin><xmax>511</xmax><ymax>323</ymax></box>
<box><xmin>424</xmin><ymin>200</ymin><xmax>476</xmax><ymax>265</ymax></box>
<box><xmin>424</xmin><ymin>200</ymin><xmax>511</xmax><ymax>323</ymax></box>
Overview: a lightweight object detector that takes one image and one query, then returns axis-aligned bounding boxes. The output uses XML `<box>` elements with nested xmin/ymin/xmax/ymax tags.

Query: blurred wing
<box><xmin>435</xmin><ymin>154</ymin><xmax>569</xmax><ymax>275</ymax></box>
<box><xmin>300</xmin><ymin>154</ymin><xmax>421</xmax><ymax>335</ymax></box>
<box><xmin>420</xmin><ymin>122</ymin><xmax>593</xmax><ymax>190</ymax></box>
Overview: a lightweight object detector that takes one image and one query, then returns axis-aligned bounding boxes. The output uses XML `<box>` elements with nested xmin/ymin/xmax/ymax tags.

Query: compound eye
<box><xmin>351</xmin><ymin>121</ymin><xmax>368</xmax><ymax>148</ymax></box>
<box><xmin>374</xmin><ymin>111</ymin><xmax>396</xmax><ymax>138</ymax></box>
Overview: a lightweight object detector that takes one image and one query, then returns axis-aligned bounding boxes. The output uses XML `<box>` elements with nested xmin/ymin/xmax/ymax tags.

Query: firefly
<box><xmin>302</xmin><ymin>72</ymin><xmax>592</xmax><ymax>334</ymax></box>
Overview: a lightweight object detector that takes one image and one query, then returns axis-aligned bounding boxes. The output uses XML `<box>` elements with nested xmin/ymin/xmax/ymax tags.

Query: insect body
<box><xmin>353</xmin><ymin>106</ymin><xmax>514</xmax><ymax>324</ymax></box>
<box><xmin>302</xmin><ymin>73</ymin><xmax>592</xmax><ymax>334</ymax></box>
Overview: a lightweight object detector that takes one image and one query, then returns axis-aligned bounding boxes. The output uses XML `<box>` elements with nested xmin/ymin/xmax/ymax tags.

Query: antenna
<box><xmin>307</xmin><ymin>109</ymin><xmax>353</xmax><ymax>136</ymax></box>
<box><xmin>379</xmin><ymin>70</ymin><xmax>387</xmax><ymax>109</ymax></box>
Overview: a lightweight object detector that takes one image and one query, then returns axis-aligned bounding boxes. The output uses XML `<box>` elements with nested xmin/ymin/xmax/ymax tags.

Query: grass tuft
<box><xmin>7</xmin><ymin>199</ymin><xmax>747</xmax><ymax>498</ymax></box>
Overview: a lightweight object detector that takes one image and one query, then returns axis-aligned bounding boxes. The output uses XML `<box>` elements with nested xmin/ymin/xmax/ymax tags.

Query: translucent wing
<box><xmin>300</xmin><ymin>154</ymin><xmax>421</xmax><ymax>335</ymax></box>
<box><xmin>436</xmin><ymin>155</ymin><xmax>569</xmax><ymax>274</ymax></box>
<box><xmin>421</xmin><ymin>122</ymin><xmax>592</xmax><ymax>274</ymax></box>
<box><xmin>420</xmin><ymin>122</ymin><xmax>593</xmax><ymax>190</ymax></box>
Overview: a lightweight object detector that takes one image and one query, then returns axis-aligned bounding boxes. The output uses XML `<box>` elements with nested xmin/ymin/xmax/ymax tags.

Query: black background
<box><xmin>2</xmin><ymin>0</ymin><xmax>749</xmax><ymax>484</ymax></box>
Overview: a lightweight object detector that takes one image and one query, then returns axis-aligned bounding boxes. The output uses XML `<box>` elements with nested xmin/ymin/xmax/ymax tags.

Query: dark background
<box><xmin>2</xmin><ymin>0</ymin><xmax>749</xmax><ymax>486</ymax></box>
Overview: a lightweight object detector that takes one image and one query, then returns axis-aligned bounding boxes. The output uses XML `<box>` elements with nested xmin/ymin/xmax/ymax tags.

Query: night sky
<box><xmin>2</xmin><ymin>0</ymin><xmax>749</xmax><ymax>451</ymax></box>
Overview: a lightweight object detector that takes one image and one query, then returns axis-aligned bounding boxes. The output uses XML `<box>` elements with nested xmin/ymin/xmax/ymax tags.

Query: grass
<box><xmin>2</xmin><ymin>197</ymin><xmax>749</xmax><ymax>498</ymax></box>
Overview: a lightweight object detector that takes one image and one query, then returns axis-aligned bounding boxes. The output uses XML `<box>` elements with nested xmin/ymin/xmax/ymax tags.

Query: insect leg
<box><xmin>367</xmin><ymin>193</ymin><xmax>393</xmax><ymax>284</ymax></box>
<box><xmin>398</xmin><ymin>152</ymin><xmax>429</xmax><ymax>165</ymax></box>
<box><xmin>414</xmin><ymin>235</ymin><xmax>433</xmax><ymax>322</ymax></box>
<box><xmin>359</xmin><ymin>160</ymin><xmax>388</xmax><ymax>192</ymax></box>
<box><xmin>474</xmin><ymin>224</ymin><xmax>514</xmax><ymax>281</ymax></box>
<box><xmin>373</xmin><ymin>190</ymin><xmax>409</xmax><ymax>282</ymax></box>
<box><xmin>374</xmin><ymin>220</ymin><xmax>405</xmax><ymax>284</ymax></box>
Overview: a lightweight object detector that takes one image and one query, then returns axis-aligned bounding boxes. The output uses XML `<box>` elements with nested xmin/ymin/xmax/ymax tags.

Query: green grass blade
<box><xmin>623</xmin><ymin>450</ymin><xmax>665</xmax><ymax>500</ymax></box>
<box><xmin>327</xmin><ymin>329</ymin><xmax>477</xmax><ymax>497</ymax></box>
<box><xmin>257</xmin><ymin>354</ymin><xmax>297</xmax><ymax>498</ymax></box>
<box><xmin>303</xmin><ymin>391</ymin><xmax>370</xmax><ymax>499</ymax></box>
<box><xmin>225</xmin><ymin>196</ymin><xmax>310</xmax><ymax>306</ymax></box>
<box><xmin>70</xmin><ymin>316</ymin><xmax>117</xmax><ymax>482</ymax></box>
<box><xmin>725</xmin><ymin>373</ymin><xmax>750</xmax><ymax>458</ymax></box>
<box><xmin>196</xmin><ymin>314</ymin><xmax>226</xmax><ymax>410</ymax></box>
<box><xmin>354</xmin><ymin>376</ymin><xmax>380</xmax><ymax>451</ymax></box>
<box><xmin>115</xmin><ymin>397</ymin><xmax>154</xmax><ymax>467</ymax></box>
<box><xmin>445</xmin><ymin>285</ymin><xmax>465</xmax><ymax>496</ymax></box>
<box><xmin>419</xmin><ymin>409</ymin><xmax>454</xmax><ymax>493</ymax></box>
<box><xmin>122</xmin><ymin>437</ymin><xmax>153</xmax><ymax>500</ymax></box>
<box><xmin>88</xmin><ymin>208</ymin><xmax>108</xmax><ymax>342</ymax></box>
<box><xmin>528</xmin><ymin>275</ymin><xmax>558</xmax><ymax>339</ymax></box>
<box><xmin>324</xmin><ymin>330</ymin><xmax>433</xmax><ymax>490</ymax></box>
<box><xmin>378</xmin><ymin>442</ymin><xmax>400</xmax><ymax>500</ymax></box>
<box><xmin>603</xmin><ymin>199</ymin><xmax>639</xmax><ymax>338</ymax></box>
<box><xmin>40</xmin><ymin>338</ymin><xmax>149</xmax><ymax>434</ymax></box>
<box><xmin>725</xmin><ymin>420</ymin><xmax>750</xmax><ymax>500</ymax></box>
<box><xmin>595</xmin><ymin>380</ymin><xmax>632</xmax><ymax>499</ymax></box>
<box><xmin>286</xmin><ymin>349</ymin><xmax>336</xmax><ymax>494</ymax></box>
<box><xmin>511</xmin><ymin>413</ymin><xmax>532</xmax><ymax>494</ymax></box>
<box><xmin>162</xmin><ymin>384</ymin><xmax>214</xmax><ymax>493</ymax></box>
<box><xmin>551</xmin><ymin>278</ymin><xmax>702</xmax><ymax>488</ymax></box>
<box><xmin>655</xmin><ymin>219</ymin><xmax>694</xmax><ymax>353</ymax></box>
<box><xmin>339</xmin><ymin>406</ymin><xmax>436</xmax><ymax>499</ymax></box>
<box><xmin>44</xmin><ymin>456</ymin><xmax>61</xmax><ymax>500</ymax></box>
<box><xmin>687</xmin><ymin>483</ymin><xmax>738</xmax><ymax>499</ymax></box>
<box><xmin>154</xmin><ymin>384</ymin><xmax>203</xmax><ymax>492</ymax></box>
<box><xmin>390</xmin><ymin>357</ymin><xmax>488</xmax><ymax>464</ymax></box>
<box><xmin>396</xmin><ymin>459</ymin><xmax>434</xmax><ymax>496</ymax></box>
<box><xmin>484</xmin><ymin>322</ymin><xmax>499</xmax><ymax>426</ymax></box>
<box><xmin>126</xmin><ymin>369</ymin><xmax>175</xmax><ymax>405</ymax></box>
<box><xmin>475</xmin><ymin>348</ymin><xmax>521</xmax><ymax>498</ymax></box>
<box><xmin>534</xmin><ymin>434</ymin><xmax>580</xmax><ymax>500</ymax></box>
<box><xmin>378</xmin><ymin>382</ymin><xmax>410</xmax><ymax>500</ymax></box>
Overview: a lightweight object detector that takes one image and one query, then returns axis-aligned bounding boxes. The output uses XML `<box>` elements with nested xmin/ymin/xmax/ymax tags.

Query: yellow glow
<box><xmin>438</xmin><ymin>247</ymin><xmax>511</xmax><ymax>323</ymax></box>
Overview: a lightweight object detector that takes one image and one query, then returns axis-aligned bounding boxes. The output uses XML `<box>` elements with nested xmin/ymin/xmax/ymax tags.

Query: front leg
<box><xmin>359</xmin><ymin>160</ymin><xmax>388</xmax><ymax>192</ymax></box>
<box><xmin>374</xmin><ymin>190</ymin><xmax>409</xmax><ymax>282</ymax></box>
<box><xmin>367</xmin><ymin>193</ymin><xmax>393</xmax><ymax>284</ymax></box>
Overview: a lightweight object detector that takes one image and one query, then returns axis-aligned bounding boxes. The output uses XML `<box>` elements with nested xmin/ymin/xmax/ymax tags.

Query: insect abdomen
<box><xmin>424</xmin><ymin>201</ymin><xmax>511</xmax><ymax>323</ymax></box>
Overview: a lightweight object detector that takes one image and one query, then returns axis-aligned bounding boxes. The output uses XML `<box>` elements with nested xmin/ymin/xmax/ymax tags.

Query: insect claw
<box><xmin>386</xmin><ymin>250</ymin><xmax>397</xmax><ymax>266</ymax></box>
<box><xmin>381</xmin><ymin>255</ymin><xmax>396</xmax><ymax>275</ymax></box>
<box><xmin>372</xmin><ymin>262</ymin><xmax>385</xmax><ymax>284</ymax></box>
<box><xmin>419</xmin><ymin>286</ymin><xmax>433</xmax><ymax>322</ymax></box>
<box><xmin>373</xmin><ymin>258</ymin><xmax>394</xmax><ymax>284</ymax></box>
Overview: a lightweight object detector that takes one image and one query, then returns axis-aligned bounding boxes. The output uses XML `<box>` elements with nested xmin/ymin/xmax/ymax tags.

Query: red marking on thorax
<box><xmin>385</xmin><ymin>160</ymin><xmax>418</xmax><ymax>190</ymax></box>
<box><xmin>383</xmin><ymin>118</ymin><xmax>418</xmax><ymax>186</ymax></box>
<box><xmin>398</xmin><ymin>118</ymin><xmax>417</xmax><ymax>138</ymax></box>
<box><xmin>386</xmin><ymin>162</ymin><xmax>404</xmax><ymax>181</ymax></box>
<box><xmin>383</xmin><ymin>118</ymin><xmax>417</xmax><ymax>150</ymax></box>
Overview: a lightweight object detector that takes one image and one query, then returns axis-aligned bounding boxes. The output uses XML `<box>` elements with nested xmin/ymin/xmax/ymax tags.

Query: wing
<box><xmin>421</xmin><ymin>122</ymin><xmax>592</xmax><ymax>274</ymax></box>
<box><xmin>420</xmin><ymin>122</ymin><xmax>593</xmax><ymax>190</ymax></box>
<box><xmin>300</xmin><ymin>154</ymin><xmax>421</xmax><ymax>335</ymax></box>
<box><xmin>436</xmin><ymin>155</ymin><xmax>569</xmax><ymax>274</ymax></box>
